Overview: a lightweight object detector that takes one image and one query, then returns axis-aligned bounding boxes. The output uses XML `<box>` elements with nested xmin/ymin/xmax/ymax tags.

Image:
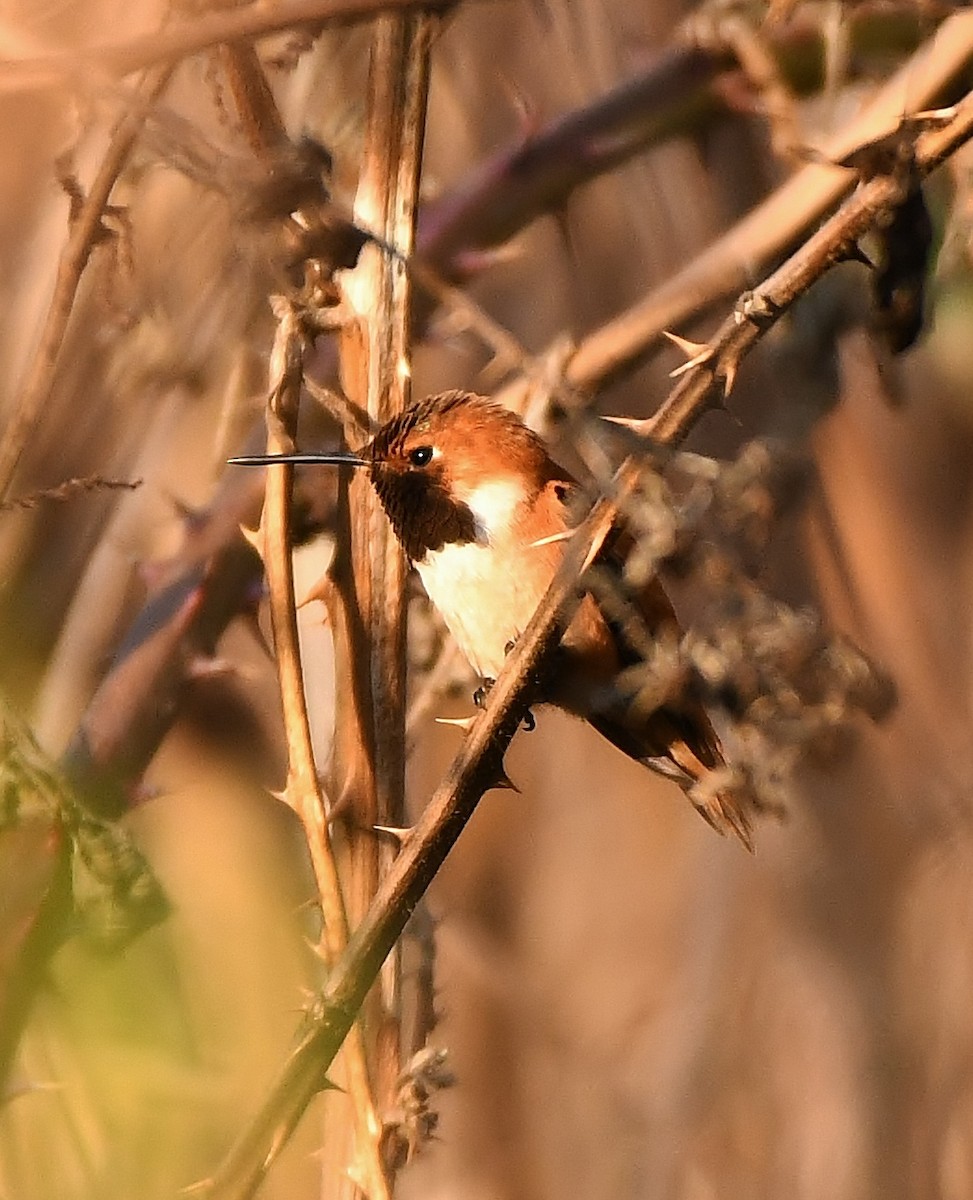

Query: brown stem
<box><xmin>326</xmin><ymin>8</ymin><xmax>435</xmax><ymax>1190</ymax></box>
<box><xmin>259</xmin><ymin>309</ymin><xmax>389</xmax><ymax>1200</ymax></box>
<box><xmin>0</xmin><ymin>0</ymin><xmax>454</xmax><ymax>94</ymax></box>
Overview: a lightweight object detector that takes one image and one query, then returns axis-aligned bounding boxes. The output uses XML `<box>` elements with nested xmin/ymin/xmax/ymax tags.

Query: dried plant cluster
<box><xmin>583</xmin><ymin>435</ymin><xmax>896</xmax><ymax>819</ymax></box>
<box><xmin>0</xmin><ymin>3</ymin><xmax>973</xmax><ymax>1200</ymax></box>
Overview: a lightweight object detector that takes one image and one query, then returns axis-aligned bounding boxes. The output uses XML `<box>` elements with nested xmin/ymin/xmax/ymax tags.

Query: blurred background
<box><xmin>1</xmin><ymin>1</ymin><xmax>972</xmax><ymax>1198</ymax></box>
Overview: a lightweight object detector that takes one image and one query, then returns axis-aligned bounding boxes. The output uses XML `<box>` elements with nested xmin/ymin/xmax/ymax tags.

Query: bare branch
<box><xmin>0</xmin><ymin>0</ymin><xmax>454</xmax><ymax>94</ymax></box>
<box><xmin>493</xmin><ymin>11</ymin><xmax>973</xmax><ymax>406</ymax></box>
<box><xmin>418</xmin><ymin>3</ymin><xmax>944</xmax><ymax>280</ymax></box>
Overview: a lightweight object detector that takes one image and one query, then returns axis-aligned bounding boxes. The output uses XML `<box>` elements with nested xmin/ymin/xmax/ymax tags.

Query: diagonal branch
<box><xmin>495</xmin><ymin>10</ymin><xmax>973</xmax><ymax>405</ymax></box>
<box><xmin>418</xmin><ymin>2</ymin><xmax>939</xmax><ymax>279</ymax></box>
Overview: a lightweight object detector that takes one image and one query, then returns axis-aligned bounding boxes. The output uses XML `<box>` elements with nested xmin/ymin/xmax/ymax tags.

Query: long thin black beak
<box><xmin>228</xmin><ymin>452</ymin><xmax>368</xmax><ymax>468</ymax></box>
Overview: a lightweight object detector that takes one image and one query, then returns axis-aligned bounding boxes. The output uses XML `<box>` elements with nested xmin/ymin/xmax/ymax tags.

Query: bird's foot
<box><xmin>473</xmin><ymin>677</ymin><xmax>536</xmax><ymax>732</ymax></box>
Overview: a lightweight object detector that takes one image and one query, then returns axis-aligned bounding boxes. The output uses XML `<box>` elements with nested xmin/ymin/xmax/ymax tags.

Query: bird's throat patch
<box><xmin>372</xmin><ymin>469</ymin><xmax>479</xmax><ymax>561</ymax></box>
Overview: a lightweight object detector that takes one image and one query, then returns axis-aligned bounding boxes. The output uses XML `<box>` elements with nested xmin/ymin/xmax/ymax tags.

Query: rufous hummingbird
<box><xmin>232</xmin><ymin>390</ymin><xmax>750</xmax><ymax>847</ymax></box>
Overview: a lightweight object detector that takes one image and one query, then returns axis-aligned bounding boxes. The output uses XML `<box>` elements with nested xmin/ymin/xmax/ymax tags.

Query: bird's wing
<box><xmin>549</xmin><ymin>485</ymin><xmax>752</xmax><ymax>847</ymax></box>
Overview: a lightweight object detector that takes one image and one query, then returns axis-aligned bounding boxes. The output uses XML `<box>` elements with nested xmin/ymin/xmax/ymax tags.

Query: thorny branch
<box><xmin>621</xmin><ymin>93</ymin><xmax>973</xmax><ymax>442</ymax></box>
<box><xmin>205</xmin><ymin>9</ymin><xmax>435</xmax><ymax>1197</ymax></box>
<box><xmin>256</xmin><ymin>310</ymin><xmax>390</xmax><ymax>1200</ymax></box>
<box><xmin>498</xmin><ymin>11</ymin><xmax>973</xmax><ymax>406</ymax></box>
<box><xmin>203</xmin><ymin>79</ymin><xmax>973</xmax><ymax>1199</ymax></box>
<box><xmin>417</xmin><ymin>1</ymin><xmax>936</xmax><ymax>278</ymax></box>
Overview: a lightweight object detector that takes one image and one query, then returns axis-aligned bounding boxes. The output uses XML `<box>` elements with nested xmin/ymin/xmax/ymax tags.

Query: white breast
<box><xmin>415</xmin><ymin>475</ymin><xmax>550</xmax><ymax>679</ymax></box>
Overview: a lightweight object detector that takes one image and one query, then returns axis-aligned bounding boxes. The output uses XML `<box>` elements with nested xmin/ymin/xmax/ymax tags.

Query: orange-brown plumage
<box><xmin>232</xmin><ymin>391</ymin><xmax>749</xmax><ymax>846</ymax></box>
<box><xmin>366</xmin><ymin>392</ymin><xmax>750</xmax><ymax>847</ymax></box>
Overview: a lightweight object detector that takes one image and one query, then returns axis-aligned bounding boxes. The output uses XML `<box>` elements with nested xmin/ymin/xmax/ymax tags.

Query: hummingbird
<box><xmin>231</xmin><ymin>390</ymin><xmax>750</xmax><ymax>846</ymax></box>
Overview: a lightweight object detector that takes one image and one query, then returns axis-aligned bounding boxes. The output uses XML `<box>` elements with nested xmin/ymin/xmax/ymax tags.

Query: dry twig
<box><xmin>0</xmin><ymin>0</ymin><xmax>454</xmax><ymax>94</ymax></box>
<box><xmin>0</xmin><ymin>476</ymin><xmax>141</xmax><ymax>511</ymax></box>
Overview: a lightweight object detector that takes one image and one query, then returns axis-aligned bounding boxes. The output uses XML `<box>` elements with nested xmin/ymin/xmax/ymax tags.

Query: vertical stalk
<box><xmin>329</xmin><ymin>5</ymin><xmax>435</xmax><ymax>1191</ymax></box>
<box><xmin>216</xmin><ymin>40</ymin><xmax>393</xmax><ymax>1200</ymax></box>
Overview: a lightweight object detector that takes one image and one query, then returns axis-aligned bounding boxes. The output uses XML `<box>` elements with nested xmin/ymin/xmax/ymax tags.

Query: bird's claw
<box><xmin>473</xmin><ymin>679</ymin><xmax>535</xmax><ymax>732</ymax></box>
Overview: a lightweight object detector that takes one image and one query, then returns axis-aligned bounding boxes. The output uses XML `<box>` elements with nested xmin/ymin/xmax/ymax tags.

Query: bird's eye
<box><xmin>408</xmin><ymin>445</ymin><xmax>434</xmax><ymax>467</ymax></box>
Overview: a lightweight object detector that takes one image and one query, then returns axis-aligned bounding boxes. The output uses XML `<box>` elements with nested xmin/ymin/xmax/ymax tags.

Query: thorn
<box><xmin>240</xmin><ymin>523</ymin><xmax>264</xmax><ymax>555</ymax></box>
<box><xmin>529</xmin><ymin>529</ymin><xmax>574</xmax><ymax>548</ymax></box>
<box><xmin>663</xmin><ymin>329</ymin><xmax>712</xmax><ymax>360</ymax></box>
<box><xmin>373</xmin><ymin>824</ymin><xmax>414</xmax><ymax>845</ymax></box>
<box><xmin>268</xmin><ymin>787</ymin><xmax>293</xmax><ymax>807</ymax></box>
<box><xmin>692</xmin><ymin>801</ymin><xmax>725</xmax><ymax>835</ymax></box>
<box><xmin>303</xmin><ymin>936</ymin><xmax>330</xmax><ymax>964</ymax></box>
<box><xmin>296</xmin><ymin>573</ymin><xmax>334</xmax><ymax>610</ymax></box>
<box><xmin>664</xmin><ymin>331</ymin><xmax>714</xmax><ymax>377</ymax></box>
<box><xmin>601</xmin><ymin>414</ymin><xmax>654</xmax><ymax>436</ymax></box>
<box><xmin>839</xmin><ymin>242</ymin><xmax>874</xmax><ymax>268</ymax></box>
<box><xmin>490</xmin><ymin>769</ymin><xmax>520</xmax><ymax>794</ymax></box>
<box><xmin>721</xmin><ymin>353</ymin><xmax>740</xmax><ymax>399</ymax></box>
<box><xmin>435</xmin><ymin>715</ymin><xmax>476</xmax><ymax>731</ymax></box>
<box><xmin>729</xmin><ymin>814</ymin><xmax>755</xmax><ymax>854</ymax></box>
<box><xmin>318</xmin><ymin>1075</ymin><xmax>344</xmax><ymax>1094</ymax></box>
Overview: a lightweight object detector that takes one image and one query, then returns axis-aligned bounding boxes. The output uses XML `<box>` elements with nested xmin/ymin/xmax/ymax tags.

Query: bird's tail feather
<box><xmin>665</xmin><ymin>737</ymin><xmax>753</xmax><ymax>851</ymax></box>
